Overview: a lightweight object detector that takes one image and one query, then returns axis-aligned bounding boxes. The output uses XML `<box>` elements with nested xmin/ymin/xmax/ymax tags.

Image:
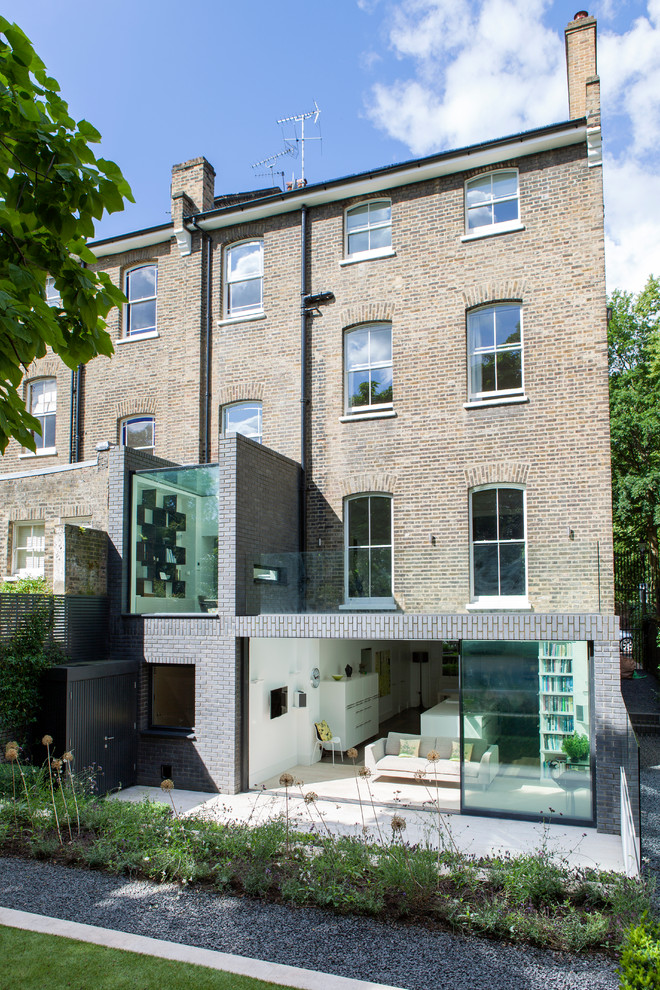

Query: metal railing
<box><xmin>621</xmin><ymin>766</ymin><xmax>641</xmax><ymax>877</ymax></box>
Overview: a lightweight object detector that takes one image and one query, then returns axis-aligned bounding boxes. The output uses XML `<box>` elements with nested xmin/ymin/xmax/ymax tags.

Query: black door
<box><xmin>67</xmin><ymin>670</ymin><xmax>137</xmax><ymax>795</ymax></box>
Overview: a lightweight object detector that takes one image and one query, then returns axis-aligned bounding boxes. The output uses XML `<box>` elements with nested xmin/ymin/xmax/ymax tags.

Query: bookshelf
<box><xmin>539</xmin><ymin>641</ymin><xmax>575</xmax><ymax>776</ymax></box>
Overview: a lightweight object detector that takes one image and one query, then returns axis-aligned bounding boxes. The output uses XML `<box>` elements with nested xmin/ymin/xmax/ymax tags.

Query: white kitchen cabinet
<box><xmin>319</xmin><ymin>673</ymin><xmax>379</xmax><ymax>749</ymax></box>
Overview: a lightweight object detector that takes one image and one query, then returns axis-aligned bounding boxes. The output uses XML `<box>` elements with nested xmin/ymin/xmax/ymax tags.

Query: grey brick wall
<box><xmin>107</xmin><ymin>439</ymin><xmax>298</xmax><ymax>793</ymax></box>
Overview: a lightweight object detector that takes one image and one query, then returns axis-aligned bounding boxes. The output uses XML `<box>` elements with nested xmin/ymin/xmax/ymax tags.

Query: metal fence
<box><xmin>614</xmin><ymin>547</ymin><xmax>659</xmax><ymax>672</ymax></box>
<box><xmin>0</xmin><ymin>594</ymin><xmax>109</xmax><ymax>662</ymax></box>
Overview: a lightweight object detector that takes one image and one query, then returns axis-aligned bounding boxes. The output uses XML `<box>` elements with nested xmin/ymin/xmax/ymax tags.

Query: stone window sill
<box><xmin>464</xmin><ymin>395</ymin><xmax>529</xmax><ymax>409</ymax></box>
<box><xmin>217</xmin><ymin>312</ymin><xmax>267</xmax><ymax>327</ymax></box>
<box><xmin>339</xmin><ymin>248</ymin><xmax>396</xmax><ymax>267</ymax></box>
<box><xmin>20</xmin><ymin>448</ymin><xmax>57</xmax><ymax>459</ymax></box>
<box><xmin>340</xmin><ymin>408</ymin><xmax>397</xmax><ymax>423</ymax></box>
<box><xmin>116</xmin><ymin>330</ymin><xmax>160</xmax><ymax>344</ymax></box>
<box><xmin>461</xmin><ymin>223</ymin><xmax>525</xmax><ymax>243</ymax></box>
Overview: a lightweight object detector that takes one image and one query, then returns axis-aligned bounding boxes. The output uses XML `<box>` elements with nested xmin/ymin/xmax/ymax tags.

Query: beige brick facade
<box><xmin>0</xmin><ymin>14</ymin><xmax>633</xmax><ymax>832</ymax></box>
<box><xmin>0</xmin><ymin>143</ymin><xmax>612</xmax><ymax>618</ymax></box>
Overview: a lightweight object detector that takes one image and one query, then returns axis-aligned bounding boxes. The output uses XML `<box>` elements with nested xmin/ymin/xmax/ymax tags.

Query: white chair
<box><xmin>313</xmin><ymin>722</ymin><xmax>344</xmax><ymax>764</ymax></box>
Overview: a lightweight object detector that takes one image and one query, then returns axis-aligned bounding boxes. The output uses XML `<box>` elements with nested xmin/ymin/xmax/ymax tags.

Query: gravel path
<box><xmin>639</xmin><ymin>733</ymin><xmax>660</xmax><ymax>912</ymax></box>
<box><xmin>0</xmin><ymin>856</ymin><xmax>619</xmax><ymax>990</ymax></box>
<box><xmin>10</xmin><ymin>709</ymin><xmax>660</xmax><ymax>989</ymax></box>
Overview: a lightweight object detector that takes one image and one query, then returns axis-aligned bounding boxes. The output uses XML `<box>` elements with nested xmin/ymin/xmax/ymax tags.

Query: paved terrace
<box><xmin>115</xmin><ymin>780</ymin><xmax>626</xmax><ymax>873</ymax></box>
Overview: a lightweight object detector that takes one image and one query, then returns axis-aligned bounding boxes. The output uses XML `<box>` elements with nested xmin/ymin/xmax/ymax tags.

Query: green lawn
<box><xmin>0</xmin><ymin>926</ymin><xmax>299</xmax><ymax>990</ymax></box>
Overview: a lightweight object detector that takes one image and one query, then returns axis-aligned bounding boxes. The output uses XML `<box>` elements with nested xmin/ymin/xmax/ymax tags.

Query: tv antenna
<box><xmin>250</xmin><ymin>147</ymin><xmax>295</xmax><ymax>190</ymax></box>
<box><xmin>277</xmin><ymin>101</ymin><xmax>321</xmax><ymax>186</ymax></box>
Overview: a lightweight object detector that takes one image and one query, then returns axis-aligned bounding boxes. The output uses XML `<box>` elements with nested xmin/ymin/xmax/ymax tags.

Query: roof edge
<box><xmin>90</xmin><ymin>117</ymin><xmax>588</xmax><ymax>254</ymax></box>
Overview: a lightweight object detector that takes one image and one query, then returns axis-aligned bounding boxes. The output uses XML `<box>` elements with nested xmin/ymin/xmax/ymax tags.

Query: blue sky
<box><xmin>4</xmin><ymin>0</ymin><xmax>659</xmax><ymax>292</ymax></box>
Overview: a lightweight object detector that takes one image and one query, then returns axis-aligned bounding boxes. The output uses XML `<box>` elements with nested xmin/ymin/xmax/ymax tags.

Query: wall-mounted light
<box><xmin>428</xmin><ymin>533</ymin><xmax>436</xmax><ymax>546</ymax></box>
<box><xmin>304</xmin><ymin>291</ymin><xmax>335</xmax><ymax>307</ymax></box>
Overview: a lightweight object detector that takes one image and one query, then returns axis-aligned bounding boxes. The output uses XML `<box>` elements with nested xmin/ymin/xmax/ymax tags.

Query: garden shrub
<box><xmin>619</xmin><ymin>917</ymin><xmax>660</xmax><ymax>988</ymax></box>
<box><xmin>0</xmin><ymin>577</ymin><xmax>51</xmax><ymax>594</ymax></box>
<box><xmin>0</xmin><ymin>613</ymin><xmax>62</xmax><ymax>744</ymax></box>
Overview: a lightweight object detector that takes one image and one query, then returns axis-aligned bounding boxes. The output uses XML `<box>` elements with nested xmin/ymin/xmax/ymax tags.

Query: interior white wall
<box><xmin>407</xmin><ymin>641</ymin><xmax>447</xmax><ymax>710</ymax></box>
<box><xmin>248</xmin><ymin>638</ymin><xmax>321</xmax><ymax>786</ymax></box>
<box><xmin>247</xmin><ymin>637</ymin><xmax>460</xmax><ymax>786</ymax></box>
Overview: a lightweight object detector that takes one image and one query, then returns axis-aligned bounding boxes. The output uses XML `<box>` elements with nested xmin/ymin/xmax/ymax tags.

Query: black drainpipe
<box><xmin>203</xmin><ymin>231</ymin><xmax>212</xmax><ymax>463</ymax></box>
<box><xmin>299</xmin><ymin>205</ymin><xmax>308</xmax><ymax>552</ymax></box>
<box><xmin>69</xmin><ymin>364</ymin><xmax>82</xmax><ymax>463</ymax></box>
<box><xmin>69</xmin><ymin>369</ymin><xmax>76</xmax><ymax>463</ymax></box>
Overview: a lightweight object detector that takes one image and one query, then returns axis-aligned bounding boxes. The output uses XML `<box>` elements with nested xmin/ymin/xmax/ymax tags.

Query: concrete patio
<box><xmin>113</xmin><ymin>773</ymin><xmax>627</xmax><ymax>873</ymax></box>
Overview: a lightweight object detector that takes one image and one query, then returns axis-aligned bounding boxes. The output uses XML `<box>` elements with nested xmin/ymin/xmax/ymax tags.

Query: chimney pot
<box><xmin>574</xmin><ymin>10</ymin><xmax>589</xmax><ymax>18</ymax></box>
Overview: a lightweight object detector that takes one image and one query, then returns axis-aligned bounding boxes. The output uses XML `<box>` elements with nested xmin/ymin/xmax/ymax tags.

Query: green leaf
<box><xmin>0</xmin><ymin>22</ymin><xmax>130</xmax><ymax>451</ymax></box>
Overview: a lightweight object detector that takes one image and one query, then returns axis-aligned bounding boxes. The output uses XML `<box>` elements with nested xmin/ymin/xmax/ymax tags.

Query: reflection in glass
<box><xmin>346</xmin><ymin>200</ymin><xmax>392</xmax><ymax>255</ymax></box>
<box><xmin>131</xmin><ymin>465</ymin><xmax>219</xmax><ymax>614</ymax></box>
<box><xmin>345</xmin><ymin>324</ymin><xmax>393</xmax><ymax>411</ymax></box>
<box><xmin>122</xmin><ymin>417</ymin><xmax>155</xmax><ymax>452</ymax></box>
<box><xmin>346</xmin><ymin>495</ymin><xmax>392</xmax><ymax>600</ymax></box>
<box><xmin>30</xmin><ymin>379</ymin><xmax>56</xmax><ymax>449</ymax></box>
<box><xmin>226</xmin><ymin>241</ymin><xmax>263</xmax><ymax>316</ymax></box>
<box><xmin>468</xmin><ymin>305</ymin><xmax>522</xmax><ymax>398</ymax></box>
<box><xmin>348</xmin><ymin>497</ymin><xmax>369</xmax><ymax>546</ymax></box>
<box><xmin>466</xmin><ymin>171</ymin><xmax>519</xmax><ymax>232</ymax></box>
<box><xmin>126</xmin><ymin>266</ymin><xmax>157</xmax><ymax>336</ymax></box>
<box><xmin>461</xmin><ymin>641</ymin><xmax>592</xmax><ymax>822</ymax></box>
<box><xmin>471</xmin><ymin>488</ymin><xmax>525</xmax><ymax>600</ymax></box>
<box><xmin>223</xmin><ymin>402</ymin><xmax>262</xmax><ymax>443</ymax></box>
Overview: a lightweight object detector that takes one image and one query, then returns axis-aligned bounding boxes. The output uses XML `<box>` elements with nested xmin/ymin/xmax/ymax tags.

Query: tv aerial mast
<box><xmin>277</xmin><ymin>101</ymin><xmax>322</xmax><ymax>186</ymax></box>
<box><xmin>250</xmin><ymin>147</ymin><xmax>295</xmax><ymax>191</ymax></box>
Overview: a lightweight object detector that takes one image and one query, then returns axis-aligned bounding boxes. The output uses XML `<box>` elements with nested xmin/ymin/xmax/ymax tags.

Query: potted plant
<box><xmin>561</xmin><ymin>732</ymin><xmax>590</xmax><ymax>765</ymax></box>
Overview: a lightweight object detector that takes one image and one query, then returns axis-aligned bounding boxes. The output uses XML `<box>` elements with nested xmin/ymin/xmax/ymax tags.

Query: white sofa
<box><xmin>364</xmin><ymin>731</ymin><xmax>499</xmax><ymax>789</ymax></box>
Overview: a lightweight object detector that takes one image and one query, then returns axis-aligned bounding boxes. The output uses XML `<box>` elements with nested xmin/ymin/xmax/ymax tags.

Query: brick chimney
<box><xmin>171</xmin><ymin>157</ymin><xmax>216</xmax><ymax>223</ymax></box>
<box><xmin>170</xmin><ymin>157</ymin><xmax>216</xmax><ymax>256</ymax></box>
<box><xmin>565</xmin><ymin>11</ymin><xmax>600</xmax><ymax>126</ymax></box>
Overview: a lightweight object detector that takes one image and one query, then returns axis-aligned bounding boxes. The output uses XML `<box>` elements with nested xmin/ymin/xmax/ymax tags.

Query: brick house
<box><xmin>0</xmin><ymin>13</ymin><xmax>635</xmax><ymax>833</ymax></box>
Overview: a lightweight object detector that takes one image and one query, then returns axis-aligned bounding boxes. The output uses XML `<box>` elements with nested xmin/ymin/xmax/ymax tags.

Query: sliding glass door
<box><xmin>461</xmin><ymin>640</ymin><xmax>593</xmax><ymax>823</ymax></box>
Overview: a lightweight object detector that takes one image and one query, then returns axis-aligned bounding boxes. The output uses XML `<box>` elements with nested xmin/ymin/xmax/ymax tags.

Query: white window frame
<box><xmin>344</xmin><ymin>323</ymin><xmax>393</xmax><ymax>416</ymax></box>
<box><xmin>344</xmin><ymin>493</ymin><xmax>394</xmax><ymax>608</ymax></box>
<box><xmin>469</xmin><ymin>485</ymin><xmax>528</xmax><ymax>608</ymax></box>
<box><xmin>28</xmin><ymin>378</ymin><xmax>57</xmax><ymax>454</ymax></box>
<box><xmin>221</xmin><ymin>401</ymin><xmax>263</xmax><ymax>444</ymax></box>
<box><xmin>344</xmin><ymin>199</ymin><xmax>393</xmax><ymax>261</ymax></box>
<box><xmin>121</xmin><ymin>416</ymin><xmax>155</xmax><ymax>453</ymax></box>
<box><xmin>225</xmin><ymin>240</ymin><xmax>264</xmax><ymax>319</ymax></box>
<box><xmin>467</xmin><ymin>303</ymin><xmax>524</xmax><ymax>403</ymax></box>
<box><xmin>45</xmin><ymin>276</ymin><xmax>61</xmax><ymax>307</ymax></box>
<box><xmin>124</xmin><ymin>264</ymin><xmax>158</xmax><ymax>338</ymax></box>
<box><xmin>12</xmin><ymin>522</ymin><xmax>45</xmax><ymax>578</ymax></box>
<box><xmin>464</xmin><ymin>169</ymin><xmax>520</xmax><ymax>236</ymax></box>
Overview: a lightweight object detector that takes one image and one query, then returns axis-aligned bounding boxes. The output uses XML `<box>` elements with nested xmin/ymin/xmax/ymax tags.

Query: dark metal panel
<box><xmin>0</xmin><ymin>594</ymin><xmax>109</xmax><ymax>662</ymax></box>
<box><xmin>39</xmin><ymin>661</ymin><xmax>137</xmax><ymax>797</ymax></box>
<box><xmin>69</xmin><ymin>673</ymin><xmax>137</xmax><ymax>795</ymax></box>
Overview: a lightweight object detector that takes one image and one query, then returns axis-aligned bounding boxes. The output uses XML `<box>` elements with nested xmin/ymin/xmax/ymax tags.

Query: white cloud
<box><xmin>360</xmin><ymin>50</ymin><xmax>383</xmax><ymax>71</ymax></box>
<box><xmin>367</xmin><ymin>0</ymin><xmax>565</xmax><ymax>153</ymax></box>
<box><xmin>365</xmin><ymin>0</ymin><xmax>660</xmax><ymax>292</ymax></box>
<box><xmin>599</xmin><ymin>4</ymin><xmax>660</xmax><ymax>154</ymax></box>
<box><xmin>603</xmin><ymin>154</ymin><xmax>660</xmax><ymax>292</ymax></box>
